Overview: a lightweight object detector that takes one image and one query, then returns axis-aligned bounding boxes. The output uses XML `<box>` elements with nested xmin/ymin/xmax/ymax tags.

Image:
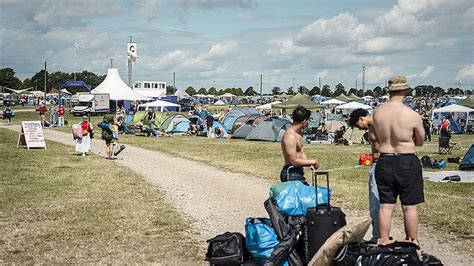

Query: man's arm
<box><xmin>413</xmin><ymin>115</ymin><xmax>425</xmax><ymax>147</ymax></box>
<box><xmin>282</xmin><ymin>135</ymin><xmax>317</xmax><ymax>167</ymax></box>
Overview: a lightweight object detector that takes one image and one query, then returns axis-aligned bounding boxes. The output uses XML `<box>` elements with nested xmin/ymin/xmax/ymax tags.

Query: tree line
<box><xmin>1</xmin><ymin>67</ymin><xmax>470</xmax><ymax>97</ymax></box>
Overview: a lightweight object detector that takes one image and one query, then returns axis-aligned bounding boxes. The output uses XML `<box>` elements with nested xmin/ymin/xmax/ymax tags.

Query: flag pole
<box><xmin>74</xmin><ymin>40</ymin><xmax>77</xmax><ymax>80</ymax></box>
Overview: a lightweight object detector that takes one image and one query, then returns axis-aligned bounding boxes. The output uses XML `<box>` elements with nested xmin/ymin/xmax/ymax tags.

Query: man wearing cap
<box><xmin>372</xmin><ymin>76</ymin><xmax>425</xmax><ymax>244</ymax></box>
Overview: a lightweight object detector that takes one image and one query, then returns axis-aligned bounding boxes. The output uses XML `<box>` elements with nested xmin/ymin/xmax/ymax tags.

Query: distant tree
<box><xmin>197</xmin><ymin>87</ymin><xmax>207</xmax><ymax>95</ymax></box>
<box><xmin>309</xmin><ymin>86</ymin><xmax>320</xmax><ymax>96</ymax></box>
<box><xmin>208</xmin><ymin>87</ymin><xmax>217</xmax><ymax>95</ymax></box>
<box><xmin>232</xmin><ymin>87</ymin><xmax>244</xmax><ymax>96</ymax></box>
<box><xmin>245</xmin><ymin>86</ymin><xmax>257</xmax><ymax>96</ymax></box>
<box><xmin>333</xmin><ymin>83</ymin><xmax>346</xmax><ymax>97</ymax></box>
<box><xmin>348</xmin><ymin>88</ymin><xmax>357</xmax><ymax>96</ymax></box>
<box><xmin>75</xmin><ymin>71</ymin><xmax>105</xmax><ymax>88</ymax></box>
<box><xmin>185</xmin><ymin>86</ymin><xmax>196</xmax><ymax>95</ymax></box>
<box><xmin>217</xmin><ymin>89</ymin><xmax>224</xmax><ymax>96</ymax></box>
<box><xmin>287</xmin><ymin>87</ymin><xmax>295</xmax><ymax>95</ymax></box>
<box><xmin>298</xmin><ymin>85</ymin><xmax>309</xmax><ymax>94</ymax></box>
<box><xmin>356</xmin><ymin>89</ymin><xmax>364</xmax><ymax>97</ymax></box>
<box><xmin>0</xmin><ymin>68</ymin><xmax>22</xmax><ymax>90</ymax></box>
<box><xmin>373</xmin><ymin>86</ymin><xmax>383</xmax><ymax>97</ymax></box>
<box><xmin>166</xmin><ymin>85</ymin><xmax>176</xmax><ymax>95</ymax></box>
<box><xmin>30</xmin><ymin>69</ymin><xmax>51</xmax><ymax>92</ymax></box>
<box><xmin>364</xmin><ymin>89</ymin><xmax>374</xmax><ymax>96</ymax></box>
<box><xmin>49</xmin><ymin>71</ymin><xmax>72</xmax><ymax>92</ymax></box>
<box><xmin>272</xmin><ymin>86</ymin><xmax>281</xmax><ymax>95</ymax></box>
<box><xmin>321</xmin><ymin>85</ymin><xmax>331</xmax><ymax>97</ymax></box>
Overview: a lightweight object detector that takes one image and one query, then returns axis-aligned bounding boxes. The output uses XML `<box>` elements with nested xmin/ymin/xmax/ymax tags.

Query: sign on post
<box><xmin>17</xmin><ymin>121</ymin><xmax>47</xmax><ymax>149</ymax></box>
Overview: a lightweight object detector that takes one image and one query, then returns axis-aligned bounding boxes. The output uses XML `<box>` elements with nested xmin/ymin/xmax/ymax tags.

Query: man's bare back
<box><xmin>373</xmin><ymin>102</ymin><xmax>425</xmax><ymax>154</ymax></box>
<box><xmin>367</xmin><ymin>126</ymin><xmax>380</xmax><ymax>159</ymax></box>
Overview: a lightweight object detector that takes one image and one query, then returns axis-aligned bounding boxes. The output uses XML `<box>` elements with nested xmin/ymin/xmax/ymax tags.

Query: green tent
<box><xmin>131</xmin><ymin>111</ymin><xmax>168</xmax><ymax>128</ymax></box>
<box><xmin>348</xmin><ymin>93</ymin><xmax>360</xmax><ymax>101</ymax></box>
<box><xmin>336</xmin><ymin>94</ymin><xmax>352</xmax><ymax>102</ymax></box>
<box><xmin>272</xmin><ymin>93</ymin><xmax>324</xmax><ymax>109</ymax></box>
<box><xmin>460</xmin><ymin>95</ymin><xmax>474</xmax><ymax>109</ymax></box>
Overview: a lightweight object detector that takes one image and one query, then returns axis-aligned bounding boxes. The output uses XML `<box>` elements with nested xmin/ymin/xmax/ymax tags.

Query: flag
<box><xmin>459</xmin><ymin>80</ymin><xmax>463</xmax><ymax>85</ymax></box>
<box><xmin>74</xmin><ymin>41</ymin><xmax>85</xmax><ymax>50</ymax></box>
<box><xmin>127</xmin><ymin>42</ymin><xmax>138</xmax><ymax>62</ymax></box>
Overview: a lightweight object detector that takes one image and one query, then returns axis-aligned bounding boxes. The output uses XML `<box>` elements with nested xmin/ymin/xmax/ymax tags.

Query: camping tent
<box><xmin>335</xmin><ymin>101</ymin><xmax>373</xmax><ymax>115</ymax></box>
<box><xmin>272</xmin><ymin>93</ymin><xmax>324</xmax><ymax>109</ymax></box>
<box><xmin>245</xmin><ymin>118</ymin><xmax>291</xmax><ymax>142</ymax></box>
<box><xmin>256</xmin><ymin>101</ymin><xmax>282</xmax><ymax>110</ymax></box>
<box><xmin>92</xmin><ymin>68</ymin><xmax>148</xmax><ymax>101</ymax></box>
<box><xmin>459</xmin><ymin>95</ymin><xmax>474</xmax><ymax>109</ymax></box>
<box><xmin>138</xmin><ymin>99</ymin><xmax>180</xmax><ymax>112</ymax></box>
<box><xmin>160</xmin><ymin>114</ymin><xmax>190</xmax><ymax>133</ymax></box>
<box><xmin>214</xmin><ymin>100</ymin><xmax>226</xmax><ymax>105</ymax></box>
<box><xmin>348</xmin><ymin>93</ymin><xmax>360</xmax><ymax>101</ymax></box>
<box><xmin>222</xmin><ymin>93</ymin><xmax>236</xmax><ymax>97</ymax></box>
<box><xmin>321</xmin><ymin>98</ymin><xmax>346</xmax><ymax>105</ymax></box>
<box><xmin>336</xmin><ymin>94</ymin><xmax>352</xmax><ymax>103</ymax></box>
<box><xmin>175</xmin><ymin>89</ymin><xmax>191</xmax><ymax>99</ymax></box>
<box><xmin>232</xmin><ymin>123</ymin><xmax>256</xmax><ymax>139</ymax></box>
<box><xmin>460</xmin><ymin>144</ymin><xmax>474</xmax><ymax>170</ymax></box>
<box><xmin>432</xmin><ymin>104</ymin><xmax>473</xmax><ymax>122</ymax></box>
<box><xmin>131</xmin><ymin>111</ymin><xmax>168</xmax><ymax>128</ymax></box>
<box><xmin>221</xmin><ymin>108</ymin><xmax>260</xmax><ymax>133</ymax></box>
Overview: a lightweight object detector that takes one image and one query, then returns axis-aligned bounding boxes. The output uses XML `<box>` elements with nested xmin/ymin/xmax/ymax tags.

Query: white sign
<box><xmin>17</xmin><ymin>121</ymin><xmax>46</xmax><ymax>149</ymax></box>
<box><xmin>127</xmin><ymin>42</ymin><xmax>138</xmax><ymax>62</ymax></box>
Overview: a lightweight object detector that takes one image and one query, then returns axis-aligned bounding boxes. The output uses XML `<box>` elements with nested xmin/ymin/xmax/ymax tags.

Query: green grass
<box><xmin>9</xmin><ymin>110</ymin><xmax>474</xmax><ymax>238</ymax></box>
<box><xmin>0</xmin><ymin>128</ymin><xmax>201</xmax><ymax>264</ymax></box>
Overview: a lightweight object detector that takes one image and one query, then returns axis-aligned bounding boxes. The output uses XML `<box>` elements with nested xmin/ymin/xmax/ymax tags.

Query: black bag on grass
<box><xmin>421</xmin><ymin>155</ymin><xmax>432</xmax><ymax>168</ymax></box>
<box><xmin>359</xmin><ymin>241</ymin><xmax>421</xmax><ymax>266</ymax></box>
<box><xmin>205</xmin><ymin>232</ymin><xmax>249</xmax><ymax>265</ymax></box>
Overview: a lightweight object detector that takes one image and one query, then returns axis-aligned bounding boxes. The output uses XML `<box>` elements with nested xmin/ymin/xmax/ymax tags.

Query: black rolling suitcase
<box><xmin>303</xmin><ymin>171</ymin><xmax>346</xmax><ymax>263</ymax></box>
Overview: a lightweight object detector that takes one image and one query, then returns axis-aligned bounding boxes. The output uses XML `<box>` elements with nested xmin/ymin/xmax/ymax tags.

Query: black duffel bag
<box><xmin>205</xmin><ymin>232</ymin><xmax>249</xmax><ymax>265</ymax></box>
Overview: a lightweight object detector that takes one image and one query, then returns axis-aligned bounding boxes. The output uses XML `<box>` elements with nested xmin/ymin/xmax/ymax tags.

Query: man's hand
<box><xmin>310</xmin><ymin>159</ymin><xmax>320</xmax><ymax>170</ymax></box>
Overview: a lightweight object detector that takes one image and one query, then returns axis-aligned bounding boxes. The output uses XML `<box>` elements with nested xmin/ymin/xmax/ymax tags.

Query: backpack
<box><xmin>205</xmin><ymin>232</ymin><xmax>249</xmax><ymax>265</ymax></box>
<box><xmin>432</xmin><ymin>159</ymin><xmax>446</xmax><ymax>169</ymax></box>
<box><xmin>72</xmin><ymin>124</ymin><xmax>83</xmax><ymax>140</ymax></box>
<box><xmin>421</xmin><ymin>155</ymin><xmax>432</xmax><ymax>168</ymax></box>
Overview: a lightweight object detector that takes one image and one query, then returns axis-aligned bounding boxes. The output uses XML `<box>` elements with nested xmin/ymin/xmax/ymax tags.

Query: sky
<box><xmin>0</xmin><ymin>0</ymin><xmax>473</xmax><ymax>93</ymax></box>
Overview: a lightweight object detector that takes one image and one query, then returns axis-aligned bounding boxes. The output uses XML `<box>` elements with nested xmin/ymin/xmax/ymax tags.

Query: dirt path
<box><xmin>1</xmin><ymin>123</ymin><xmax>472</xmax><ymax>265</ymax></box>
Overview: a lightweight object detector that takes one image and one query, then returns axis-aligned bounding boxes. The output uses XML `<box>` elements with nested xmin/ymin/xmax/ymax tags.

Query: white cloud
<box><xmin>425</xmin><ymin>38</ymin><xmax>459</xmax><ymax>48</ymax></box>
<box><xmin>135</xmin><ymin>0</ymin><xmax>161</xmax><ymax>19</ymax></box>
<box><xmin>180</xmin><ymin>57</ymin><xmax>214</xmax><ymax>72</ymax></box>
<box><xmin>200</xmin><ymin>63</ymin><xmax>229</xmax><ymax>77</ymax></box>
<box><xmin>407</xmin><ymin>66</ymin><xmax>435</xmax><ymax>79</ymax></box>
<box><xmin>315</xmin><ymin>70</ymin><xmax>329</xmax><ymax>81</ymax></box>
<box><xmin>266</xmin><ymin>40</ymin><xmax>310</xmax><ymax>56</ymax></box>
<box><xmin>154</xmin><ymin>50</ymin><xmax>189</xmax><ymax>70</ymax></box>
<box><xmin>295</xmin><ymin>12</ymin><xmax>372</xmax><ymax>46</ymax></box>
<box><xmin>455</xmin><ymin>64</ymin><xmax>474</xmax><ymax>82</ymax></box>
<box><xmin>358</xmin><ymin>37</ymin><xmax>416</xmax><ymax>53</ymax></box>
<box><xmin>208</xmin><ymin>42</ymin><xmax>238</xmax><ymax>58</ymax></box>
<box><xmin>175</xmin><ymin>0</ymin><xmax>255</xmax><ymax>10</ymax></box>
<box><xmin>358</xmin><ymin>67</ymin><xmax>394</xmax><ymax>85</ymax></box>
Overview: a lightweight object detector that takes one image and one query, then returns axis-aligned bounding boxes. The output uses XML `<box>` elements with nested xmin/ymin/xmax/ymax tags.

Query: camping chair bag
<box><xmin>270</xmin><ymin>181</ymin><xmax>331</xmax><ymax>216</ymax></box>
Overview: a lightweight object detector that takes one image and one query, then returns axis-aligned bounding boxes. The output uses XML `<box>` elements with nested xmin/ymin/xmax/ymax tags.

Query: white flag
<box><xmin>75</xmin><ymin>41</ymin><xmax>85</xmax><ymax>50</ymax></box>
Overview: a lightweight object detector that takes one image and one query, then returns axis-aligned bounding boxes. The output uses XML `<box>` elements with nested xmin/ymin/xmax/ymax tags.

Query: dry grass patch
<box><xmin>0</xmin><ymin>128</ymin><xmax>201</xmax><ymax>264</ymax></box>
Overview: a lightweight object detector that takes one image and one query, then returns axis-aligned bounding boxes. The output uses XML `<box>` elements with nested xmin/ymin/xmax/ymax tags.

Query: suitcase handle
<box><xmin>313</xmin><ymin>171</ymin><xmax>330</xmax><ymax>210</ymax></box>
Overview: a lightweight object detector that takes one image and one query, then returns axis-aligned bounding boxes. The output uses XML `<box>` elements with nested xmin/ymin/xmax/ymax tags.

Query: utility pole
<box><xmin>44</xmin><ymin>61</ymin><xmax>47</xmax><ymax>104</ymax></box>
<box><xmin>173</xmin><ymin>72</ymin><xmax>176</xmax><ymax>93</ymax></box>
<box><xmin>318</xmin><ymin>77</ymin><xmax>321</xmax><ymax>90</ymax></box>
<box><xmin>110</xmin><ymin>59</ymin><xmax>113</xmax><ymax>68</ymax></box>
<box><xmin>127</xmin><ymin>36</ymin><xmax>133</xmax><ymax>87</ymax></box>
<box><xmin>260</xmin><ymin>74</ymin><xmax>263</xmax><ymax>97</ymax></box>
<box><xmin>355</xmin><ymin>80</ymin><xmax>358</xmax><ymax>90</ymax></box>
<box><xmin>362</xmin><ymin>65</ymin><xmax>366</xmax><ymax>92</ymax></box>
<box><xmin>292</xmin><ymin>77</ymin><xmax>295</xmax><ymax>90</ymax></box>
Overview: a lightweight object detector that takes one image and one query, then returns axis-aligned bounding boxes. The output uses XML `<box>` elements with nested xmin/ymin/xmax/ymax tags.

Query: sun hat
<box><xmin>388</xmin><ymin>76</ymin><xmax>409</xmax><ymax>91</ymax></box>
<box><xmin>82</xmin><ymin>115</ymin><xmax>88</xmax><ymax>120</ymax></box>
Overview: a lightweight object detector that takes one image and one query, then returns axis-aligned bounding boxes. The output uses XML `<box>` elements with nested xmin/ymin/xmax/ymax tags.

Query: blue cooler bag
<box><xmin>271</xmin><ymin>181</ymin><xmax>331</xmax><ymax>216</ymax></box>
<box><xmin>245</xmin><ymin>218</ymin><xmax>288</xmax><ymax>265</ymax></box>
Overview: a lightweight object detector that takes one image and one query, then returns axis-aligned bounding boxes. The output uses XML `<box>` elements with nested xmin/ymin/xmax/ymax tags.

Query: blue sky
<box><xmin>0</xmin><ymin>0</ymin><xmax>473</xmax><ymax>92</ymax></box>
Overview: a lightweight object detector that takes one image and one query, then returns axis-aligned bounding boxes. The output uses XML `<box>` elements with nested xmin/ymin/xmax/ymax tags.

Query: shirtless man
<box><xmin>373</xmin><ymin>76</ymin><xmax>425</xmax><ymax>243</ymax></box>
<box><xmin>349</xmin><ymin>108</ymin><xmax>380</xmax><ymax>242</ymax></box>
<box><xmin>281</xmin><ymin>106</ymin><xmax>320</xmax><ymax>183</ymax></box>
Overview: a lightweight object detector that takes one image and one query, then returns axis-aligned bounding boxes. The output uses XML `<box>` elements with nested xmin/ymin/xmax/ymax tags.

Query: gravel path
<box><xmin>1</xmin><ymin>123</ymin><xmax>472</xmax><ymax>265</ymax></box>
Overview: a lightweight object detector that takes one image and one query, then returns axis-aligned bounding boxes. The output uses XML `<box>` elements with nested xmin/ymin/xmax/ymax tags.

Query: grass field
<box><xmin>7</xmin><ymin>110</ymin><xmax>474</xmax><ymax>238</ymax></box>
<box><xmin>0</xmin><ymin>128</ymin><xmax>201</xmax><ymax>264</ymax></box>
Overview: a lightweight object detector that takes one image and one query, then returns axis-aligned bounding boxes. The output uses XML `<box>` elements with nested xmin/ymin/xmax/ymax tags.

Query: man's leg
<box><xmin>368</xmin><ymin>163</ymin><xmax>380</xmax><ymax>241</ymax></box>
<box><xmin>402</xmin><ymin>205</ymin><xmax>419</xmax><ymax>240</ymax></box>
<box><xmin>378</xmin><ymin>203</ymin><xmax>395</xmax><ymax>240</ymax></box>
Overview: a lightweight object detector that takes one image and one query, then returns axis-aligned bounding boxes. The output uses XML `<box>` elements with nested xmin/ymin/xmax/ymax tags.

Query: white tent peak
<box><xmin>92</xmin><ymin>68</ymin><xmax>148</xmax><ymax>101</ymax></box>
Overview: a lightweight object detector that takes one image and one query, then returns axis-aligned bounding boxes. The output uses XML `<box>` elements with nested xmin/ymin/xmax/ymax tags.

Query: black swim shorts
<box><xmin>375</xmin><ymin>153</ymin><xmax>424</xmax><ymax>205</ymax></box>
<box><xmin>280</xmin><ymin>165</ymin><xmax>306</xmax><ymax>183</ymax></box>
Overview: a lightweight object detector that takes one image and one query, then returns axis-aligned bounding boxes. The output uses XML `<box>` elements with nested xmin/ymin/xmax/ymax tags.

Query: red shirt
<box><xmin>38</xmin><ymin>106</ymin><xmax>46</xmax><ymax>115</ymax></box>
<box><xmin>80</xmin><ymin>121</ymin><xmax>91</xmax><ymax>131</ymax></box>
<box><xmin>57</xmin><ymin>107</ymin><xmax>65</xmax><ymax>116</ymax></box>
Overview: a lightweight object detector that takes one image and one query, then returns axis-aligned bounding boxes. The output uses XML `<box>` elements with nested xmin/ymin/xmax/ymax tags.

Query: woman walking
<box><xmin>75</xmin><ymin>116</ymin><xmax>93</xmax><ymax>156</ymax></box>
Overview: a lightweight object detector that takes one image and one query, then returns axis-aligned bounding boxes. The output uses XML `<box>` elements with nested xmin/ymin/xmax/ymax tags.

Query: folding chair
<box><xmin>438</xmin><ymin>137</ymin><xmax>456</xmax><ymax>154</ymax></box>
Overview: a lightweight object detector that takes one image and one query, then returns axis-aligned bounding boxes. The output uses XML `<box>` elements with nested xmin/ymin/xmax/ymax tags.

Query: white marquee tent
<box><xmin>321</xmin><ymin>98</ymin><xmax>346</xmax><ymax>105</ymax></box>
<box><xmin>138</xmin><ymin>99</ymin><xmax>180</xmax><ymax>112</ymax></box>
<box><xmin>92</xmin><ymin>68</ymin><xmax>148</xmax><ymax>101</ymax></box>
<box><xmin>256</xmin><ymin>101</ymin><xmax>282</xmax><ymax>110</ymax></box>
<box><xmin>432</xmin><ymin>104</ymin><xmax>473</xmax><ymax>121</ymax></box>
<box><xmin>335</xmin><ymin>101</ymin><xmax>373</xmax><ymax>115</ymax></box>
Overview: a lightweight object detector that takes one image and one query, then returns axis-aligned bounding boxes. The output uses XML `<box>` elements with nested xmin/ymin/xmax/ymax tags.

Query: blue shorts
<box><xmin>280</xmin><ymin>165</ymin><xmax>305</xmax><ymax>182</ymax></box>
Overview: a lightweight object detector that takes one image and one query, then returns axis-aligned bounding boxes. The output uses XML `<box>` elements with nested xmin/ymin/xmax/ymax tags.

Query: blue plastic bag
<box><xmin>245</xmin><ymin>218</ymin><xmax>288</xmax><ymax>266</ymax></box>
<box><xmin>272</xmin><ymin>181</ymin><xmax>331</xmax><ymax>216</ymax></box>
